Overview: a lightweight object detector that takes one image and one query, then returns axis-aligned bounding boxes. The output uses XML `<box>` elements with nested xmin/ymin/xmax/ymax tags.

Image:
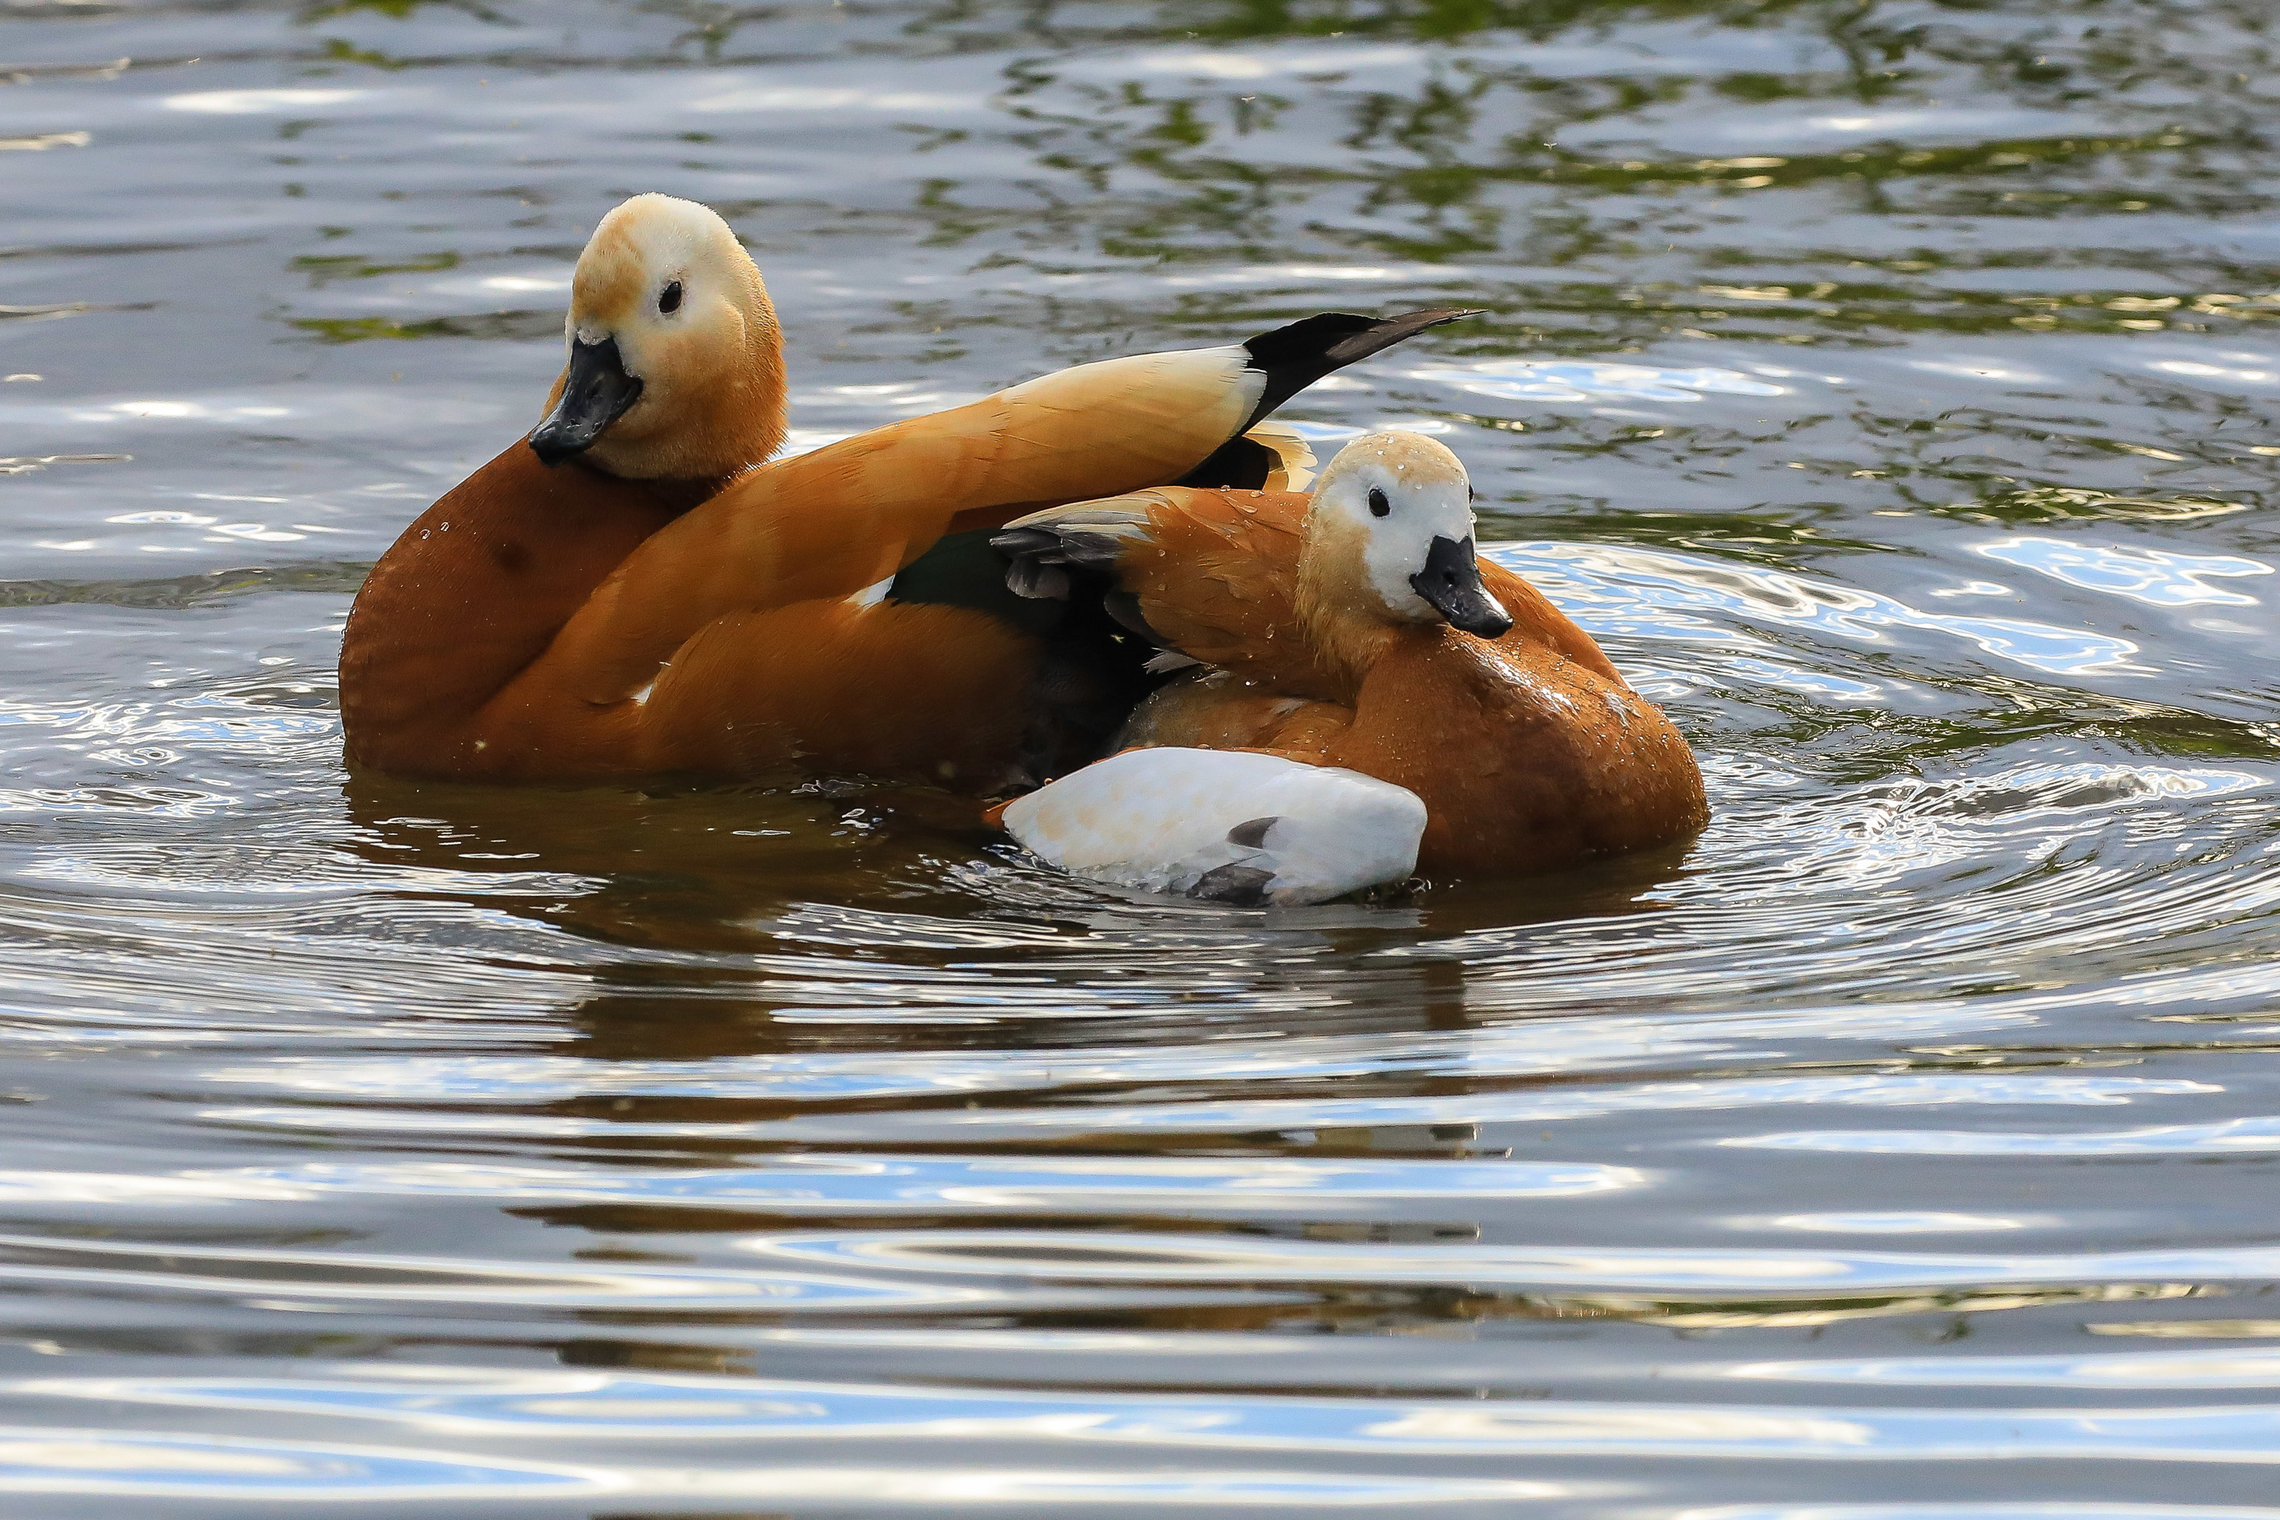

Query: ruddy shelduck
<box><xmin>992</xmin><ymin>432</ymin><xmax>1710</xmax><ymax>882</ymax></box>
<box><xmin>340</xmin><ymin>193</ymin><xmax>1474</xmax><ymax>789</ymax></box>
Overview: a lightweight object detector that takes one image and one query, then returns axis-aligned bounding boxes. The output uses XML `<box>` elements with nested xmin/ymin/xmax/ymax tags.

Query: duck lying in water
<box><xmin>989</xmin><ymin>432</ymin><xmax>1708</xmax><ymax>900</ymax></box>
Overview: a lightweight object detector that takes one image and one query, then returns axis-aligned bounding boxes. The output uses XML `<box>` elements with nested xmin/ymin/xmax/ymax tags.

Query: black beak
<box><xmin>528</xmin><ymin>335</ymin><xmax>643</xmax><ymax>466</ymax></box>
<box><xmin>1410</xmin><ymin>535</ymin><xmax>1513</xmax><ymax>638</ymax></box>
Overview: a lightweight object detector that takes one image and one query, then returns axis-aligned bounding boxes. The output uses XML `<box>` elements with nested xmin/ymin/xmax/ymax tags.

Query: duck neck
<box><xmin>701</xmin><ymin>310</ymin><xmax>788</xmax><ymax>472</ymax></box>
<box><xmin>582</xmin><ymin>348</ymin><xmax>787</xmax><ymax>483</ymax></box>
<box><xmin>1296</xmin><ymin>543</ymin><xmax>1405</xmax><ymax>702</ymax></box>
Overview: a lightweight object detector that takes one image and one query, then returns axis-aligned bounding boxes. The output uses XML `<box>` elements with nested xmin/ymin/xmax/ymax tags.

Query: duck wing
<box><xmin>1171</xmin><ymin>309</ymin><xmax>1473</xmax><ymax>490</ymax></box>
<box><xmin>994</xmin><ymin>486</ymin><xmax>1344</xmax><ymax>698</ymax></box>
<box><xmin>512</xmin><ymin>313</ymin><xmax>1466</xmax><ymax>707</ymax></box>
<box><xmin>993</xmin><ymin>745</ymin><xmax>1425</xmax><ymax>906</ymax></box>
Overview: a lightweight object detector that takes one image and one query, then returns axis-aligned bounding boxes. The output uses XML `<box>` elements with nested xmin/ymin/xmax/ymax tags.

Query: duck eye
<box><xmin>658</xmin><ymin>280</ymin><xmax>683</xmax><ymax>315</ymax></box>
<box><xmin>1367</xmin><ymin>486</ymin><xmax>1391</xmax><ymax>518</ymax></box>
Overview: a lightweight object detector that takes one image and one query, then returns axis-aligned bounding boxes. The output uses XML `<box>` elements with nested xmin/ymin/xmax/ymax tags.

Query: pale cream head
<box><xmin>532</xmin><ymin>194</ymin><xmax>787</xmax><ymax>481</ymax></box>
<box><xmin>1303</xmin><ymin>432</ymin><xmax>1504</xmax><ymax>632</ymax></box>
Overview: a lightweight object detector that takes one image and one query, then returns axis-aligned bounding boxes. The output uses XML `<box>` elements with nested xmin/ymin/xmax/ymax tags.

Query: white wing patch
<box><xmin>847</xmin><ymin>574</ymin><xmax>896</xmax><ymax>609</ymax></box>
<box><xmin>998</xmin><ymin>747</ymin><xmax>1425</xmax><ymax>906</ymax></box>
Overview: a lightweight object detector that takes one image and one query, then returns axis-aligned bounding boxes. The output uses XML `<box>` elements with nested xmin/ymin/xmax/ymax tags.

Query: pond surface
<box><xmin>5</xmin><ymin>0</ymin><xmax>2280</xmax><ymax>1514</ymax></box>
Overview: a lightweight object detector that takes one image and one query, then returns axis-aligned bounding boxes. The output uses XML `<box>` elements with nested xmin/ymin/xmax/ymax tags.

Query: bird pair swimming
<box><xmin>338</xmin><ymin>193</ymin><xmax>1707</xmax><ymax>902</ymax></box>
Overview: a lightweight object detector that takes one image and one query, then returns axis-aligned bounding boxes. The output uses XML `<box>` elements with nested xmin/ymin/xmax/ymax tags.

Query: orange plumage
<box><xmin>996</xmin><ymin>435</ymin><xmax>1709</xmax><ymax>878</ymax></box>
<box><xmin>1064</xmin><ymin>484</ymin><xmax>1623</xmax><ymax>697</ymax></box>
<box><xmin>339</xmin><ymin>193</ymin><xmax>1470</xmax><ymax>791</ymax></box>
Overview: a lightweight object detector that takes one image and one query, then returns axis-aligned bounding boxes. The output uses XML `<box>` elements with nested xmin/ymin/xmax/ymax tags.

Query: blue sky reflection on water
<box><xmin>4</xmin><ymin>0</ymin><xmax>2280</xmax><ymax>1514</ymax></box>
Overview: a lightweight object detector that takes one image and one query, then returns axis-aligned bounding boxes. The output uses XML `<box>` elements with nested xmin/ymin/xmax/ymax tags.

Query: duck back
<box><xmin>1337</xmin><ymin>632</ymin><xmax>1707</xmax><ymax>876</ymax></box>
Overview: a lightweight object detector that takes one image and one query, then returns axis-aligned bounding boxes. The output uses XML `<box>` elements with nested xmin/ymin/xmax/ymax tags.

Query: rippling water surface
<box><xmin>5</xmin><ymin>0</ymin><xmax>2280</xmax><ymax>1514</ymax></box>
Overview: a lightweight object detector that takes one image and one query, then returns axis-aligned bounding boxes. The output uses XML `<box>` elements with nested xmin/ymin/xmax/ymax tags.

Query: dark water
<box><xmin>4</xmin><ymin>0</ymin><xmax>2280</xmax><ymax>1513</ymax></box>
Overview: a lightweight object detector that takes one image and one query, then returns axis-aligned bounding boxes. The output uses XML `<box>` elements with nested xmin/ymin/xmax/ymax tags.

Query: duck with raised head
<box><xmin>339</xmin><ymin>192</ymin><xmax>1474</xmax><ymax>791</ymax></box>
<box><xmin>991</xmin><ymin>432</ymin><xmax>1708</xmax><ymax>887</ymax></box>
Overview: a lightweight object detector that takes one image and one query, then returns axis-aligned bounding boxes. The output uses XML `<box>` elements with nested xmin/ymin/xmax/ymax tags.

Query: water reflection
<box><xmin>1975</xmin><ymin>537</ymin><xmax>2272</xmax><ymax>607</ymax></box>
<box><xmin>6</xmin><ymin>0</ymin><xmax>2280</xmax><ymax>1512</ymax></box>
<box><xmin>1727</xmin><ymin>1116</ymin><xmax>2280</xmax><ymax>1158</ymax></box>
<box><xmin>0</xmin><ymin>1428</ymin><xmax>599</xmax><ymax>1500</ymax></box>
<box><xmin>27</xmin><ymin>1364</ymin><xmax>2280</xmax><ymax>1464</ymax></box>
<box><xmin>1496</xmin><ymin>542</ymin><xmax>2146</xmax><ymax>677</ymax></box>
<box><xmin>1411</xmin><ymin>360</ymin><xmax>1790</xmax><ymax>405</ymax></box>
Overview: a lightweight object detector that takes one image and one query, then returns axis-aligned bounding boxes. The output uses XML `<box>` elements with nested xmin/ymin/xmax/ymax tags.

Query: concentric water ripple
<box><xmin>4</xmin><ymin>0</ymin><xmax>2280</xmax><ymax>1515</ymax></box>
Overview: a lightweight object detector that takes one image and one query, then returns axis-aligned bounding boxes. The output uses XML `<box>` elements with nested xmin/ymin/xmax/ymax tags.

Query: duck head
<box><xmin>1301</xmin><ymin>431</ymin><xmax>1513</xmax><ymax>639</ymax></box>
<box><xmin>529</xmin><ymin>194</ymin><xmax>787</xmax><ymax>481</ymax></box>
